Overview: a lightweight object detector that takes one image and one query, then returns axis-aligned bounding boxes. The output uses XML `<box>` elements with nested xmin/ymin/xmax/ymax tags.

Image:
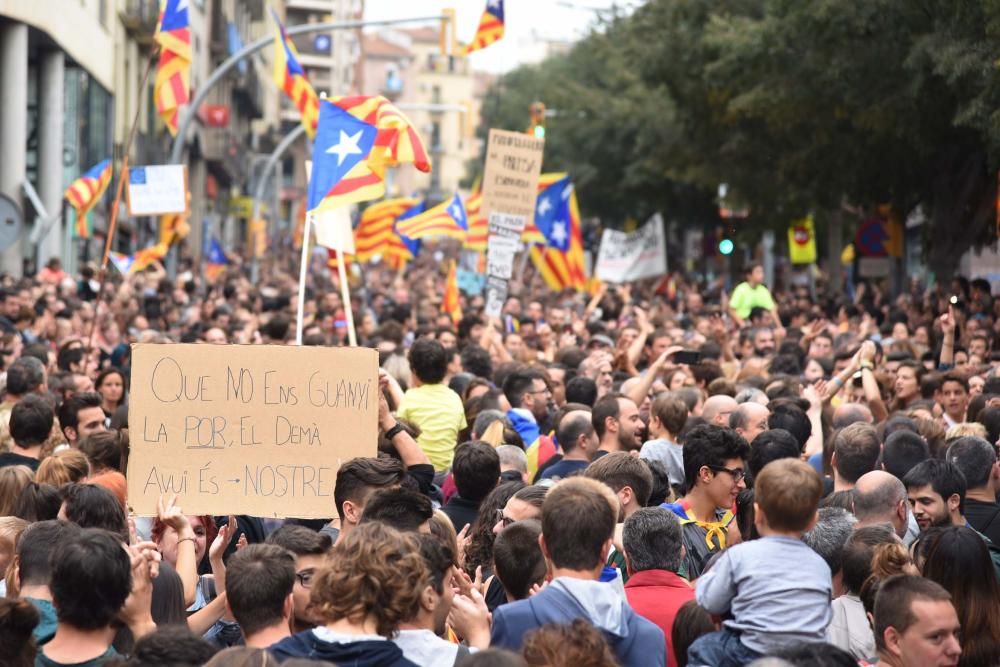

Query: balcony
<box><xmin>201</xmin><ymin>129</ymin><xmax>248</xmax><ymax>186</ymax></box>
<box><xmin>119</xmin><ymin>0</ymin><xmax>159</xmax><ymax>45</ymax></box>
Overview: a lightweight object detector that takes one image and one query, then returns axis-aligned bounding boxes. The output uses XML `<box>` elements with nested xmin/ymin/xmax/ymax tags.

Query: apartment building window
<box><xmin>431</xmin><ymin>122</ymin><xmax>441</xmax><ymax>150</ymax></box>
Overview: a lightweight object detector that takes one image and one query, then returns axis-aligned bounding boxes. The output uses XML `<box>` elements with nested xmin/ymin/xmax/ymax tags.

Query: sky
<box><xmin>363</xmin><ymin>0</ymin><xmax>634</xmax><ymax>73</ymax></box>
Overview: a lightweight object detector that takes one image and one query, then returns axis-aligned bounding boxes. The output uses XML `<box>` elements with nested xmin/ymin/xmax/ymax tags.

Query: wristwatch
<box><xmin>384</xmin><ymin>422</ymin><xmax>406</xmax><ymax>440</ymax></box>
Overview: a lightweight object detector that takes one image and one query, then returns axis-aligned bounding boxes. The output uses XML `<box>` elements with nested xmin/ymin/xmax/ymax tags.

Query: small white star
<box><xmin>450</xmin><ymin>203</ymin><xmax>463</xmax><ymax>220</ymax></box>
<box><xmin>551</xmin><ymin>222</ymin><xmax>568</xmax><ymax>246</ymax></box>
<box><xmin>487</xmin><ymin>0</ymin><xmax>501</xmax><ymax>9</ymax></box>
<box><xmin>537</xmin><ymin>197</ymin><xmax>552</xmax><ymax>216</ymax></box>
<box><xmin>325</xmin><ymin>129</ymin><xmax>364</xmax><ymax>166</ymax></box>
<box><xmin>561</xmin><ymin>184</ymin><xmax>573</xmax><ymax>201</ymax></box>
<box><xmin>175</xmin><ymin>0</ymin><xmax>189</xmax><ymax>12</ymax></box>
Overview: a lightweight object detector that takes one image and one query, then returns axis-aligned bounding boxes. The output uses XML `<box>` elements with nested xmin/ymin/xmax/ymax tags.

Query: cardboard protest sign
<box><xmin>480</xmin><ymin>129</ymin><xmax>544</xmax><ymax>227</ymax></box>
<box><xmin>595</xmin><ymin>214</ymin><xmax>668</xmax><ymax>283</ymax></box>
<box><xmin>127</xmin><ymin>165</ymin><xmax>189</xmax><ymax>216</ymax></box>
<box><xmin>126</xmin><ymin>343</ymin><xmax>378</xmax><ymax>518</ymax></box>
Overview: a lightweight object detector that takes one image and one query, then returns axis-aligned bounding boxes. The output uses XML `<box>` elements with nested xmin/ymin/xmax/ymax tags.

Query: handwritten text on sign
<box><xmin>126</xmin><ymin>344</ymin><xmax>378</xmax><ymax>518</ymax></box>
<box><xmin>480</xmin><ymin>129</ymin><xmax>545</xmax><ymax>228</ymax></box>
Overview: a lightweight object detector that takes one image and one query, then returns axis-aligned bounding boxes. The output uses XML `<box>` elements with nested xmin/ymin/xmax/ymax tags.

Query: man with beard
<box><xmin>904</xmin><ymin>458</ymin><xmax>1000</xmax><ymax>578</ymax></box>
<box><xmin>592</xmin><ymin>393</ymin><xmax>643</xmax><ymax>459</ymax></box>
<box><xmin>503</xmin><ymin>368</ymin><xmax>554</xmax><ymax>445</ymax></box>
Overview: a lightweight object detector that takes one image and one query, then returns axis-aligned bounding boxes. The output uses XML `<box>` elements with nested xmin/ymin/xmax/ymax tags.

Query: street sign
<box><xmin>855</xmin><ymin>218</ymin><xmax>889</xmax><ymax>257</ymax></box>
<box><xmin>0</xmin><ymin>194</ymin><xmax>25</xmax><ymax>252</ymax></box>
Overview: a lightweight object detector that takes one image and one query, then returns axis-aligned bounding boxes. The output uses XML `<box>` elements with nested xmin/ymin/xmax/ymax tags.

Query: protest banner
<box><xmin>484</xmin><ymin>275</ymin><xmax>509</xmax><ymax>319</ymax></box>
<box><xmin>480</xmin><ymin>129</ymin><xmax>545</xmax><ymax>227</ymax></box>
<box><xmin>126</xmin><ymin>343</ymin><xmax>378</xmax><ymax>518</ymax></box>
<box><xmin>595</xmin><ymin>214</ymin><xmax>668</xmax><ymax>283</ymax></box>
<box><xmin>126</xmin><ymin>165</ymin><xmax>189</xmax><ymax>216</ymax></box>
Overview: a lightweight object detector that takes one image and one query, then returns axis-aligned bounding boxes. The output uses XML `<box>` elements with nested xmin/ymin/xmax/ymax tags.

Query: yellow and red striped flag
<box><xmin>271</xmin><ymin>9</ymin><xmax>320</xmax><ymax>138</ymax></box>
<box><xmin>354</xmin><ymin>197</ymin><xmax>419</xmax><ymax>263</ymax></box>
<box><xmin>154</xmin><ymin>0</ymin><xmax>191</xmax><ymax>136</ymax></box>
<box><xmin>464</xmin><ymin>192</ymin><xmax>488</xmax><ymax>251</ymax></box>
<box><xmin>308</xmin><ymin>96</ymin><xmax>431</xmax><ymax>213</ymax></box>
<box><xmin>395</xmin><ymin>193</ymin><xmax>467</xmax><ymax>241</ymax></box>
<box><xmin>464</xmin><ymin>0</ymin><xmax>505</xmax><ymax>55</ymax></box>
<box><xmin>529</xmin><ymin>173</ymin><xmax>587</xmax><ymax>291</ymax></box>
<box><xmin>443</xmin><ymin>260</ymin><xmax>462</xmax><ymax>323</ymax></box>
<box><xmin>64</xmin><ymin>159</ymin><xmax>112</xmax><ymax>238</ymax></box>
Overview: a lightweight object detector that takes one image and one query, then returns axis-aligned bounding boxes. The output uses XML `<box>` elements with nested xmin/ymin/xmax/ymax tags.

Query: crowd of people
<box><xmin>0</xmin><ymin>252</ymin><xmax>997</xmax><ymax>667</ymax></box>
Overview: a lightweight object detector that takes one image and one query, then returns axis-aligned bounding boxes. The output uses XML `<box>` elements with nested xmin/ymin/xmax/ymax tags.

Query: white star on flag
<box><xmin>537</xmin><ymin>197</ymin><xmax>552</xmax><ymax>216</ymax></box>
<box><xmin>487</xmin><ymin>0</ymin><xmax>501</xmax><ymax>9</ymax></box>
<box><xmin>450</xmin><ymin>203</ymin><xmax>463</xmax><ymax>220</ymax></box>
<box><xmin>551</xmin><ymin>222</ymin><xmax>568</xmax><ymax>246</ymax></box>
<box><xmin>325</xmin><ymin>129</ymin><xmax>364</xmax><ymax>166</ymax></box>
<box><xmin>176</xmin><ymin>0</ymin><xmax>189</xmax><ymax>12</ymax></box>
<box><xmin>561</xmin><ymin>184</ymin><xmax>574</xmax><ymax>201</ymax></box>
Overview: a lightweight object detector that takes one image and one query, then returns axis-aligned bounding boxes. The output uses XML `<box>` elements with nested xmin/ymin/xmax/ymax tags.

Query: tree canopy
<box><xmin>478</xmin><ymin>0</ymin><xmax>1000</xmax><ymax>275</ymax></box>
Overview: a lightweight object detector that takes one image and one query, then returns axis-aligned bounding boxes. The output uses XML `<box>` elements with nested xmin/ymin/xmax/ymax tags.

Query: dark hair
<box><xmin>540</xmin><ymin>478</ymin><xmax>616</xmax><ymax>571</ymax></box>
<box><xmin>493</xmin><ymin>519</ymin><xmax>545</xmax><ymax>601</ymax></box>
<box><xmin>945</xmin><ymin>436</ymin><xmax>996</xmax><ymax>490</ymax></box>
<box><xmin>502</xmin><ymin>368</ymin><xmax>542</xmax><ymax>409</ymax></box>
<box><xmin>6</xmin><ymin>357</ymin><xmax>44</xmax><ymax>396</ymax></box>
<box><xmin>57</xmin><ymin>391</ymin><xmax>102</xmax><ymax>435</ymax></box>
<box><xmin>265</xmin><ymin>525</ymin><xmax>332</xmax><ymax>557</ymax></box>
<box><xmin>17</xmin><ymin>520</ymin><xmax>82</xmax><ymax>587</ymax></box>
<box><xmin>10</xmin><ymin>394</ymin><xmax>54</xmax><ymax>448</ymax></box>
<box><xmin>833</xmin><ymin>422</ymin><xmax>881</xmax><ymax>484</ymax></box>
<box><xmin>903</xmin><ymin>459</ymin><xmax>966</xmax><ymax>515</ymax></box>
<box><xmin>50</xmin><ymin>528</ymin><xmax>131</xmax><ymax>629</ymax></box>
<box><xmin>129</xmin><ymin>626</ymin><xmax>218</xmax><ymax>666</ymax></box>
<box><xmin>56</xmin><ymin>346</ymin><xmax>86</xmax><ymax>372</ymax></box>
<box><xmin>874</xmin><ymin>575</ymin><xmax>954</xmax><ymax>653</ymax></box>
<box><xmin>13</xmin><ymin>483</ymin><xmax>61</xmax><ymax>522</ymax></box>
<box><xmin>460</xmin><ymin>345</ymin><xmax>493</xmax><ymax>381</ymax></box>
<box><xmin>95</xmin><ymin>367</ymin><xmax>126</xmax><ymax>400</ymax></box>
<box><xmin>681</xmin><ymin>424</ymin><xmax>750</xmax><ymax>490</ymax></box>
<box><xmin>913</xmin><ymin>526</ymin><xmax>1000</xmax><ymax>666</ymax></box>
<box><xmin>360</xmin><ymin>486</ymin><xmax>434</xmax><ymax>532</ymax></box>
<box><xmin>452</xmin><ymin>441</ymin><xmax>500</xmax><ymax>503</ymax></box>
<box><xmin>671</xmin><ymin>601</ymin><xmax>715</xmax><ymax>667</ymax></box>
<box><xmin>882</xmin><ymin>430</ymin><xmax>930</xmax><ymax>480</ymax></box>
<box><xmin>767</xmin><ymin>404</ymin><xmax>811</xmax><ymax>451</ymax></box>
<box><xmin>463</xmin><ymin>481</ymin><xmax>526</xmax><ymax>577</ymax></box>
<box><xmin>938</xmin><ymin>371</ymin><xmax>969</xmax><ymax>393</ymax></box>
<box><xmin>0</xmin><ymin>598</ymin><xmax>39</xmax><ymax>667</ymax></box>
<box><xmin>416</xmin><ymin>533</ymin><xmax>455</xmax><ymax>596</ymax></box>
<box><xmin>146</xmin><ymin>561</ymin><xmax>187</xmax><ymax>630</ymax></box>
<box><xmin>584</xmin><ymin>452</ymin><xmax>653</xmax><ymax>507</ymax></box>
<box><xmin>556</xmin><ymin>412</ymin><xmax>594</xmax><ymax>455</ymax></box>
<box><xmin>408</xmin><ymin>338</ymin><xmax>448</xmax><ymax>384</ymax></box>
<box><xmin>226</xmin><ymin>544</ymin><xmax>296</xmax><ymax>636</ymax></box>
<box><xmin>842</xmin><ymin>524</ymin><xmax>896</xmax><ymax>594</ymax></box>
<box><xmin>333</xmin><ymin>457</ymin><xmax>405</xmax><ymax>521</ymax></box>
<box><xmin>591</xmin><ymin>393</ymin><xmax>624</xmax><ymax>440</ymax></box>
<box><xmin>78</xmin><ymin>430</ymin><xmax>125</xmax><ymax>473</ymax></box>
<box><xmin>564</xmin><ymin>376</ymin><xmax>598</xmax><ymax>407</ymax></box>
<box><xmin>770</xmin><ymin>642</ymin><xmax>858</xmax><ymax>667</ymax></box>
<box><xmin>747</xmin><ymin>429</ymin><xmax>801</xmax><ymax>482</ymax></box>
<box><xmin>645</xmin><ymin>459</ymin><xmax>671</xmax><ymax>506</ymax></box>
<box><xmin>978</xmin><ymin>406</ymin><xmax>1000</xmax><ymax>445</ymax></box>
<box><xmin>60</xmin><ymin>483</ymin><xmax>128</xmax><ymax>541</ymax></box>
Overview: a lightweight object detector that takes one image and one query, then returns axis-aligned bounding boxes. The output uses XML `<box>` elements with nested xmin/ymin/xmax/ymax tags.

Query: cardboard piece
<box><xmin>480</xmin><ymin>129</ymin><xmax>544</xmax><ymax>227</ymax></box>
<box><xmin>595</xmin><ymin>214</ymin><xmax>668</xmax><ymax>283</ymax></box>
<box><xmin>126</xmin><ymin>165</ymin><xmax>189</xmax><ymax>216</ymax></box>
<box><xmin>126</xmin><ymin>343</ymin><xmax>378</xmax><ymax>518</ymax></box>
<box><xmin>312</xmin><ymin>205</ymin><xmax>356</xmax><ymax>254</ymax></box>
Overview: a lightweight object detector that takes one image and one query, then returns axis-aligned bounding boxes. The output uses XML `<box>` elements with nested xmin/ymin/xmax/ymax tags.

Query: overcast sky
<box><xmin>363</xmin><ymin>0</ymin><xmax>634</xmax><ymax>73</ymax></box>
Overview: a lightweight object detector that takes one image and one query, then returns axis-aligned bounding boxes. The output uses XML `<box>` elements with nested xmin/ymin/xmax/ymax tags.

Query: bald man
<box><xmin>832</xmin><ymin>403</ymin><xmax>873</xmax><ymax>430</ymax></box>
<box><xmin>702</xmin><ymin>395</ymin><xmax>739</xmax><ymax>428</ymax></box>
<box><xmin>729</xmin><ymin>402</ymin><xmax>771</xmax><ymax>444</ymax></box>
<box><xmin>853</xmin><ymin>470</ymin><xmax>908</xmax><ymax>538</ymax></box>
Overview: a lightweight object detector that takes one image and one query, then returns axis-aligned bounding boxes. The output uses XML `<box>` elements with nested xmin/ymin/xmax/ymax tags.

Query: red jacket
<box><xmin>624</xmin><ymin>569</ymin><xmax>696</xmax><ymax>667</ymax></box>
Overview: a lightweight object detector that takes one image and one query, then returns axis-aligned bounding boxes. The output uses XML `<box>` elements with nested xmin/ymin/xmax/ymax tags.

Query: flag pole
<box><xmin>87</xmin><ymin>47</ymin><xmax>158</xmax><ymax>353</ymax></box>
<box><xmin>336</xmin><ymin>255</ymin><xmax>358</xmax><ymax>347</ymax></box>
<box><xmin>295</xmin><ymin>212</ymin><xmax>312</xmax><ymax>346</ymax></box>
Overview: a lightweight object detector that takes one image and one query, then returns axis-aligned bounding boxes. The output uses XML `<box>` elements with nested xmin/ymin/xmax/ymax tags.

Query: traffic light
<box><xmin>528</xmin><ymin>101</ymin><xmax>546</xmax><ymax>139</ymax></box>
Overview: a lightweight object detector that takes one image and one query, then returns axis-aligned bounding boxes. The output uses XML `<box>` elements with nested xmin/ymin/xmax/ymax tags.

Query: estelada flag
<box><xmin>271</xmin><ymin>9</ymin><xmax>320</xmax><ymax>138</ymax></box>
<box><xmin>154</xmin><ymin>0</ymin><xmax>191</xmax><ymax>136</ymax></box>
<box><xmin>64</xmin><ymin>159</ymin><xmax>112</xmax><ymax>237</ymax></box>
<box><xmin>788</xmin><ymin>215</ymin><xmax>817</xmax><ymax>264</ymax></box>
<box><xmin>464</xmin><ymin>0</ymin><xmax>505</xmax><ymax>55</ymax></box>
